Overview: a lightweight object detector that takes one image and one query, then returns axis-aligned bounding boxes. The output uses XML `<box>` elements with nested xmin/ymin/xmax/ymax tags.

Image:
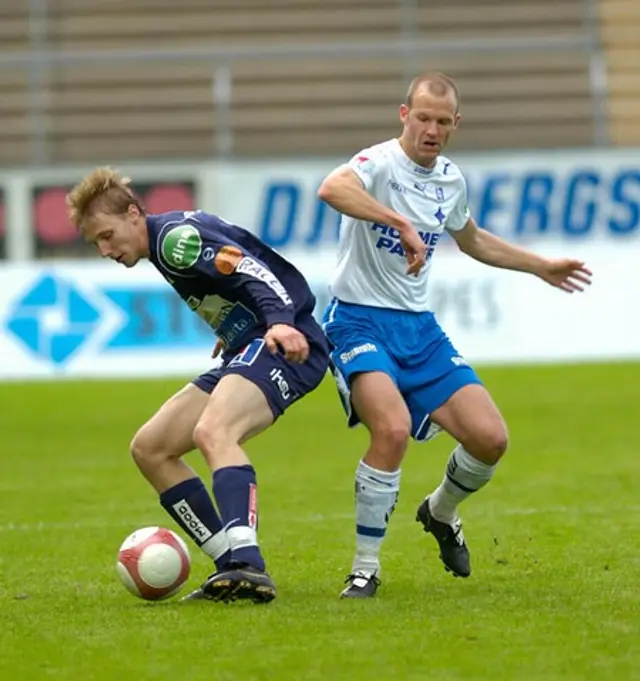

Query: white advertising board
<box><xmin>213</xmin><ymin>148</ymin><xmax>640</xmax><ymax>251</ymax></box>
<box><xmin>0</xmin><ymin>241</ymin><xmax>637</xmax><ymax>380</ymax></box>
<box><xmin>0</xmin><ymin>147</ymin><xmax>639</xmax><ymax>260</ymax></box>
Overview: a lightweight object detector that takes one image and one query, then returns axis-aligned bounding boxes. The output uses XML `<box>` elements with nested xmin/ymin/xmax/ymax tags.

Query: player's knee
<box><xmin>487</xmin><ymin>427</ymin><xmax>508</xmax><ymax>461</ymax></box>
<box><xmin>371</xmin><ymin>420</ymin><xmax>411</xmax><ymax>457</ymax></box>
<box><xmin>472</xmin><ymin>424</ymin><xmax>508</xmax><ymax>464</ymax></box>
<box><xmin>130</xmin><ymin>427</ymin><xmax>167</xmax><ymax>471</ymax></box>
<box><xmin>192</xmin><ymin>415</ymin><xmax>232</xmax><ymax>462</ymax></box>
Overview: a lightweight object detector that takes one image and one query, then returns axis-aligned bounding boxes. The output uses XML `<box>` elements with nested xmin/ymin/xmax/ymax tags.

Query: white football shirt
<box><xmin>330</xmin><ymin>138</ymin><xmax>471</xmax><ymax>312</ymax></box>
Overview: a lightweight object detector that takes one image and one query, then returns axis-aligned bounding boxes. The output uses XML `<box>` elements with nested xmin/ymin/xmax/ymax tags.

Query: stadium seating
<box><xmin>0</xmin><ymin>0</ymin><xmax>596</xmax><ymax>164</ymax></box>
<box><xmin>599</xmin><ymin>0</ymin><xmax>640</xmax><ymax>145</ymax></box>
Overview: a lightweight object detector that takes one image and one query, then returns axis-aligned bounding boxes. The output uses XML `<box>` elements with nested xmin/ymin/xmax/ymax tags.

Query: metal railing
<box><xmin>1</xmin><ymin>0</ymin><xmax>610</xmax><ymax>166</ymax></box>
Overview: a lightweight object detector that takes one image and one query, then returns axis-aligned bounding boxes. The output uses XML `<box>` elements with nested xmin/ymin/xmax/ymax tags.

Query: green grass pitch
<box><xmin>0</xmin><ymin>362</ymin><xmax>638</xmax><ymax>681</ymax></box>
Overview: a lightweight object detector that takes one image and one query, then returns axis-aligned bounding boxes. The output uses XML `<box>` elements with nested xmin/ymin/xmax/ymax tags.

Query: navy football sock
<box><xmin>212</xmin><ymin>465</ymin><xmax>266</xmax><ymax>572</ymax></box>
<box><xmin>160</xmin><ymin>477</ymin><xmax>231</xmax><ymax>571</ymax></box>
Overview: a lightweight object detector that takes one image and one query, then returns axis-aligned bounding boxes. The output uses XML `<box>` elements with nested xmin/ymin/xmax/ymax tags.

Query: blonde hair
<box><xmin>405</xmin><ymin>72</ymin><xmax>460</xmax><ymax>112</ymax></box>
<box><xmin>66</xmin><ymin>167</ymin><xmax>145</xmax><ymax>229</ymax></box>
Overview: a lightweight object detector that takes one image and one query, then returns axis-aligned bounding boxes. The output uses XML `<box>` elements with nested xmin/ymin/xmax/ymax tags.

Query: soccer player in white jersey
<box><xmin>318</xmin><ymin>72</ymin><xmax>592</xmax><ymax>598</ymax></box>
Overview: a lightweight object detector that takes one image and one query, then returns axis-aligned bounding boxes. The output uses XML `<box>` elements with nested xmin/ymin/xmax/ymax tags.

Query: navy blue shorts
<box><xmin>193</xmin><ymin>315</ymin><xmax>330</xmax><ymax>419</ymax></box>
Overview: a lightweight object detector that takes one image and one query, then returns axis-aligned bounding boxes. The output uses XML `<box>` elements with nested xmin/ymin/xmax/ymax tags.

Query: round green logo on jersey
<box><xmin>161</xmin><ymin>224</ymin><xmax>202</xmax><ymax>269</ymax></box>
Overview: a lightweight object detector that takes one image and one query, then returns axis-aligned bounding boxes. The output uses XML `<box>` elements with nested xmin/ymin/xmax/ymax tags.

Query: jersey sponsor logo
<box><xmin>269</xmin><ymin>367</ymin><xmax>292</xmax><ymax>401</ymax></box>
<box><xmin>190</xmin><ymin>294</ymin><xmax>257</xmax><ymax>345</ymax></box>
<box><xmin>215</xmin><ymin>304</ymin><xmax>254</xmax><ymax>345</ymax></box>
<box><xmin>413</xmin><ymin>182</ymin><xmax>445</xmax><ymax>203</ymax></box>
<box><xmin>211</xmin><ymin>300</ymin><xmax>250</xmax><ymax>328</ymax></box>
<box><xmin>451</xmin><ymin>356</ymin><xmax>469</xmax><ymax>367</ymax></box>
<box><xmin>161</xmin><ymin>224</ymin><xmax>202</xmax><ymax>269</ymax></box>
<box><xmin>413</xmin><ymin>164</ymin><xmax>433</xmax><ymax>177</ymax></box>
<box><xmin>202</xmin><ymin>246</ymin><xmax>215</xmax><ymax>261</ymax></box>
<box><xmin>339</xmin><ymin>342</ymin><xmax>377</xmax><ymax>364</ymax></box>
<box><xmin>214</xmin><ymin>245</ymin><xmax>243</xmax><ymax>275</ymax></box>
<box><xmin>387</xmin><ymin>179</ymin><xmax>406</xmax><ymax>194</ymax></box>
<box><xmin>247</xmin><ymin>483</ymin><xmax>258</xmax><ymax>529</ymax></box>
<box><xmin>172</xmin><ymin>501</ymin><xmax>213</xmax><ymax>542</ymax></box>
<box><xmin>228</xmin><ymin>338</ymin><xmax>265</xmax><ymax>367</ymax></box>
<box><xmin>236</xmin><ymin>257</ymin><xmax>292</xmax><ymax>305</ymax></box>
<box><xmin>370</xmin><ymin>223</ymin><xmax>440</xmax><ymax>259</ymax></box>
<box><xmin>375</xmin><ymin>237</ymin><xmax>406</xmax><ymax>257</ymax></box>
<box><xmin>186</xmin><ymin>295</ymin><xmax>201</xmax><ymax>310</ymax></box>
<box><xmin>353</xmin><ymin>155</ymin><xmax>374</xmax><ymax>175</ymax></box>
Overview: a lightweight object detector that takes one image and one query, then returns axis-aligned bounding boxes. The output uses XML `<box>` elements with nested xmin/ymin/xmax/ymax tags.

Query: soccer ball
<box><xmin>116</xmin><ymin>526</ymin><xmax>191</xmax><ymax>600</ymax></box>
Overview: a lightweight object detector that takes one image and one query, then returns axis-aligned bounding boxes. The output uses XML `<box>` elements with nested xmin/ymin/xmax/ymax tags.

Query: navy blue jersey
<box><xmin>146</xmin><ymin>210</ymin><xmax>318</xmax><ymax>356</ymax></box>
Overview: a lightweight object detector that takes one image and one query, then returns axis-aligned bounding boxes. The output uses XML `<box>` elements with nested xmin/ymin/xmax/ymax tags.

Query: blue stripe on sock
<box><xmin>356</xmin><ymin>524</ymin><xmax>386</xmax><ymax>538</ymax></box>
<box><xmin>368</xmin><ymin>476</ymin><xmax>394</xmax><ymax>487</ymax></box>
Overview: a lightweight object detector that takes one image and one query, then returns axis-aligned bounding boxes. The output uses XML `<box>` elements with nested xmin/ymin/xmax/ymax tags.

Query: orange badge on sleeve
<box><xmin>214</xmin><ymin>245</ymin><xmax>243</xmax><ymax>275</ymax></box>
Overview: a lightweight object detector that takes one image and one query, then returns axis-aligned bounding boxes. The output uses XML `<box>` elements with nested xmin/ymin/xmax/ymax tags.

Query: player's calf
<box><xmin>130</xmin><ymin>412</ymin><xmax>233</xmax><ymax>573</ymax></box>
<box><xmin>335</xmin><ymin>373</ymin><xmax>409</xmax><ymax>597</ymax></box>
<box><xmin>344</xmin><ymin>460</ymin><xmax>400</xmax><ymax>595</ymax></box>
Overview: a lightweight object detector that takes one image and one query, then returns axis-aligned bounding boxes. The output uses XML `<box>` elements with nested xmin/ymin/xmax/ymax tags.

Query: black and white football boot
<box><xmin>181</xmin><ymin>563</ymin><xmax>276</xmax><ymax>604</ymax></box>
<box><xmin>340</xmin><ymin>571</ymin><xmax>381</xmax><ymax>599</ymax></box>
<box><xmin>416</xmin><ymin>497</ymin><xmax>471</xmax><ymax>578</ymax></box>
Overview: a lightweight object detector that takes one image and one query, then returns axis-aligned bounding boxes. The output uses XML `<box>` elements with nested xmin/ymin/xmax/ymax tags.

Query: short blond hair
<box><xmin>66</xmin><ymin>167</ymin><xmax>145</xmax><ymax>229</ymax></box>
<box><xmin>406</xmin><ymin>72</ymin><xmax>460</xmax><ymax>112</ymax></box>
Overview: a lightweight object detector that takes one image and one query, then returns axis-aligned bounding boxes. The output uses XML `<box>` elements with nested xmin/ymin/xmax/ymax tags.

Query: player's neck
<box><xmin>139</xmin><ymin>217</ymin><xmax>151</xmax><ymax>259</ymax></box>
<box><xmin>396</xmin><ymin>137</ymin><xmax>437</xmax><ymax>170</ymax></box>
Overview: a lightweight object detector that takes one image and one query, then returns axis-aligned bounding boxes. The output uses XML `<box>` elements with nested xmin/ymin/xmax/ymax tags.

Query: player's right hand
<box><xmin>211</xmin><ymin>338</ymin><xmax>226</xmax><ymax>358</ymax></box>
<box><xmin>399</xmin><ymin>224</ymin><xmax>427</xmax><ymax>276</ymax></box>
<box><xmin>264</xmin><ymin>324</ymin><xmax>309</xmax><ymax>364</ymax></box>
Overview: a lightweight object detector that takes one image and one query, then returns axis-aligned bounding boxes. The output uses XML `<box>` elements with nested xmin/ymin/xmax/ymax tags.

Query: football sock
<box><xmin>212</xmin><ymin>465</ymin><xmax>266</xmax><ymax>572</ymax></box>
<box><xmin>352</xmin><ymin>460</ymin><xmax>401</xmax><ymax>576</ymax></box>
<box><xmin>428</xmin><ymin>444</ymin><xmax>497</xmax><ymax>524</ymax></box>
<box><xmin>159</xmin><ymin>477</ymin><xmax>231</xmax><ymax>570</ymax></box>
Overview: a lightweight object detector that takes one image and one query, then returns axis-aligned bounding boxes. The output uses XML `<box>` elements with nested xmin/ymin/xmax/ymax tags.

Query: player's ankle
<box><xmin>427</xmin><ymin>492</ymin><xmax>458</xmax><ymax>524</ymax></box>
<box><xmin>229</xmin><ymin>550</ymin><xmax>266</xmax><ymax>572</ymax></box>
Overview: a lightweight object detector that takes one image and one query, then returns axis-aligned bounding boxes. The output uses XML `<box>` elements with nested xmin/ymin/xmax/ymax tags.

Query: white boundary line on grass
<box><xmin>0</xmin><ymin>505</ymin><xmax>639</xmax><ymax>532</ymax></box>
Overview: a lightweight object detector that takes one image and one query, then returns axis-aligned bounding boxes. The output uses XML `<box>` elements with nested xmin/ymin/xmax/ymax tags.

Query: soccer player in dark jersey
<box><xmin>66</xmin><ymin>168</ymin><xmax>330</xmax><ymax>604</ymax></box>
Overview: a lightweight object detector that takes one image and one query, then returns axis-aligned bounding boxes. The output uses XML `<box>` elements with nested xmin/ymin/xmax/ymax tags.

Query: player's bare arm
<box><xmin>451</xmin><ymin>217</ymin><xmax>593</xmax><ymax>293</ymax></box>
<box><xmin>318</xmin><ymin>166</ymin><xmax>427</xmax><ymax>275</ymax></box>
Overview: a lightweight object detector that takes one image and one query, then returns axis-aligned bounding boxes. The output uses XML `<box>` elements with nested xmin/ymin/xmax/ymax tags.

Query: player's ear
<box><xmin>399</xmin><ymin>104</ymin><xmax>409</xmax><ymax>125</ymax></box>
<box><xmin>453</xmin><ymin>113</ymin><xmax>461</xmax><ymax>129</ymax></box>
<box><xmin>128</xmin><ymin>203</ymin><xmax>140</xmax><ymax>219</ymax></box>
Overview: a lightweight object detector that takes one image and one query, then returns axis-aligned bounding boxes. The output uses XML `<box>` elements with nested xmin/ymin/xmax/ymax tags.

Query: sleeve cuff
<box><xmin>264</xmin><ymin>310</ymin><xmax>296</xmax><ymax>328</ymax></box>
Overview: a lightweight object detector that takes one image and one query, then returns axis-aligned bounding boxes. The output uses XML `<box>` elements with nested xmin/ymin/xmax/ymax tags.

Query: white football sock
<box><xmin>352</xmin><ymin>460</ymin><xmax>400</xmax><ymax>576</ymax></box>
<box><xmin>428</xmin><ymin>444</ymin><xmax>496</xmax><ymax>524</ymax></box>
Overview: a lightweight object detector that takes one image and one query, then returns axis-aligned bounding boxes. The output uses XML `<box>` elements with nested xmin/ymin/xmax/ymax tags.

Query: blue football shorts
<box><xmin>322</xmin><ymin>298</ymin><xmax>482</xmax><ymax>441</ymax></box>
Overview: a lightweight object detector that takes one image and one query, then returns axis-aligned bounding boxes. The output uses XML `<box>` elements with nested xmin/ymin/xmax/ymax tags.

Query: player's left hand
<box><xmin>264</xmin><ymin>324</ymin><xmax>309</xmax><ymax>363</ymax></box>
<box><xmin>537</xmin><ymin>258</ymin><xmax>593</xmax><ymax>293</ymax></box>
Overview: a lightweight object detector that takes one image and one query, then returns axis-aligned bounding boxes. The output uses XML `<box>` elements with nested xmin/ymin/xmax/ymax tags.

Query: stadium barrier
<box><xmin>0</xmin><ymin>238</ymin><xmax>636</xmax><ymax>380</ymax></box>
<box><xmin>0</xmin><ymin>147</ymin><xmax>639</xmax><ymax>261</ymax></box>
